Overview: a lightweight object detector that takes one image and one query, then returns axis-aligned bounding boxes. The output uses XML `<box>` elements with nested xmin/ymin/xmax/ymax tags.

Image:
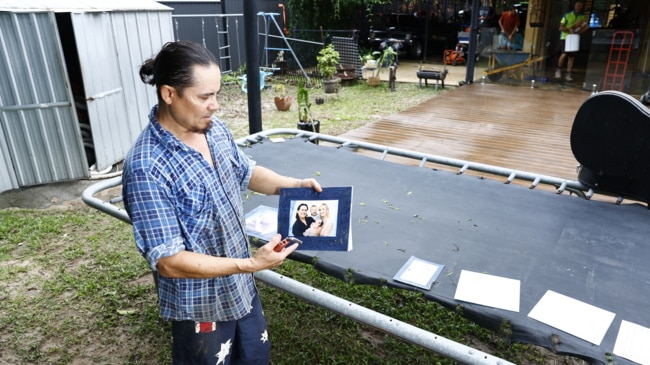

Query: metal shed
<box><xmin>0</xmin><ymin>0</ymin><xmax>174</xmax><ymax>193</ymax></box>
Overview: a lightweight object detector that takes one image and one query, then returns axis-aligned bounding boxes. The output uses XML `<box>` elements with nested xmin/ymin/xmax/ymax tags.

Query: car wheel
<box><xmin>409</xmin><ymin>41</ymin><xmax>423</xmax><ymax>59</ymax></box>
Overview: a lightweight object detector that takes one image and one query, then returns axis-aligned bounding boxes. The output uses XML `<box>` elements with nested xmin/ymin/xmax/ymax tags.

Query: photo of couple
<box><xmin>290</xmin><ymin>200</ymin><xmax>338</xmax><ymax>237</ymax></box>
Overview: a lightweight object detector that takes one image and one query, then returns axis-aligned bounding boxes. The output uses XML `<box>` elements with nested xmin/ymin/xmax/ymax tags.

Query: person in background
<box><xmin>555</xmin><ymin>0</ymin><xmax>587</xmax><ymax>82</ymax></box>
<box><xmin>122</xmin><ymin>40</ymin><xmax>322</xmax><ymax>365</ymax></box>
<box><xmin>498</xmin><ymin>6</ymin><xmax>522</xmax><ymax>50</ymax></box>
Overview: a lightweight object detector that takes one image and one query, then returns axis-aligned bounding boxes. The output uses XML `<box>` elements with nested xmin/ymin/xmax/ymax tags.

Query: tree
<box><xmin>285</xmin><ymin>0</ymin><xmax>391</xmax><ymax>34</ymax></box>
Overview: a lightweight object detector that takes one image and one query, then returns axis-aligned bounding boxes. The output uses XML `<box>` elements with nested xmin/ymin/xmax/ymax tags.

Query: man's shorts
<box><xmin>171</xmin><ymin>293</ymin><xmax>271</xmax><ymax>365</ymax></box>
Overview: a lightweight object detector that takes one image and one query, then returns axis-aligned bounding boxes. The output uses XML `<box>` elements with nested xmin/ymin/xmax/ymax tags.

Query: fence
<box><xmin>170</xmin><ymin>11</ymin><xmax>362</xmax><ymax>88</ymax></box>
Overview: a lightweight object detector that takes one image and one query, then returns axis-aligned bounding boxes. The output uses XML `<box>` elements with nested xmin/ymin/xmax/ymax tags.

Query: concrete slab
<box><xmin>376</xmin><ymin>60</ymin><xmax>487</xmax><ymax>87</ymax></box>
<box><xmin>0</xmin><ymin>180</ymin><xmax>98</xmax><ymax>210</ymax></box>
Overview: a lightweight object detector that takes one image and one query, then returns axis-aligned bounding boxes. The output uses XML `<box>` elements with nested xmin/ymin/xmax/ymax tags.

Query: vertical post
<box><xmin>423</xmin><ymin>0</ymin><xmax>430</xmax><ymax>62</ymax></box>
<box><xmin>465</xmin><ymin>0</ymin><xmax>480</xmax><ymax>84</ymax></box>
<box><xmin>243</xmin><ymin>0</ymin><xmax>262</xmax><ymax>134</ymax></box>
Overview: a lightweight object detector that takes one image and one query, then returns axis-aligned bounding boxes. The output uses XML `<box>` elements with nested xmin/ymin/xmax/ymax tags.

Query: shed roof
<box><xmin>0</xmin><ymin>0</ymin><xmax>172</xmax><ymax>12</ymax></box>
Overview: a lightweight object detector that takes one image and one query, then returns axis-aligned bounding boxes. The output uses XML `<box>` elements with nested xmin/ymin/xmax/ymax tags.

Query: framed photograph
<box><xmin>278</xmin><ymin>187</ymin><xmax>353</xmax><ymax>251</ymax></box>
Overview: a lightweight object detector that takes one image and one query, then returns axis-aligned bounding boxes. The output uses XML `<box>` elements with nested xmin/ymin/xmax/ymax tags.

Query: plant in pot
<box><xmin>296</xmin><ymin>82</ymin><xmax>319</xmax><ymax>140</ymax></box>
<box><xmin>317</xmin><ymin>44</ymin><xmax>340</xmax><ymax>94</ymax></box>
<box><xmin>360</xmin><ymin>50</ymin><xmax>377</xmax><ymax>80</ymax></box>
<box><xmin>366</xmin><ymin>45</ymin><xmax>397</xmax><ymax>87</ymax></box>
<box><xmin>273</xmin><ymin>84</ymin><xmax>292</xmax><ymax>111</ymax></box>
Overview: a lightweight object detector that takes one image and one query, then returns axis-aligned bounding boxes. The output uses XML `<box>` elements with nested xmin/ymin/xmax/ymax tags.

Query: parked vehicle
<box><xmin>457</xmin><ymin>6</ymin><xmax>498</xmax><ymax>29</ymax></box>
<box><xmin>366</xmin><ymin>13</ymin><xmax>428</xmax><ymax>59</ymax></box>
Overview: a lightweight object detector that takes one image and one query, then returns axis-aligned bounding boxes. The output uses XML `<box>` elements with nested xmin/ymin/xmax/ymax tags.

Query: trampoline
<box><xmin>84</xmin><ymin>129</ymin><xmax>650</xmax><ymax>365</ymax></box>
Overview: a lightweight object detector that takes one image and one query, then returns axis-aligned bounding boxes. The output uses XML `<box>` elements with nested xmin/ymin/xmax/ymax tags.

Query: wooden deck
<box><xmin>340</xmin><ymin>83</ymin><xmax>592</xmax><ymax>181</ymax></box>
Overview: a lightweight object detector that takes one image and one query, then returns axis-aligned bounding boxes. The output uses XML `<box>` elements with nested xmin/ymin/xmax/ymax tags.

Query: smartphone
<box><xmin>273</xmin><ymin>237</ymin><xmax>303</xmax><ymax>252</ymax></box>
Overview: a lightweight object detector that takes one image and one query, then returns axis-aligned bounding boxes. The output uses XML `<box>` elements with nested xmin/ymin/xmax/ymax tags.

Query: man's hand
<box><xmin>297</xmin><ymin>178</ymin><xmax>323</xmax><ymax>193</ymax></box>
<box><xmin>249</xmin><ymin>234</ymin><xmax>299</xmax><ymax>271</ymax></box>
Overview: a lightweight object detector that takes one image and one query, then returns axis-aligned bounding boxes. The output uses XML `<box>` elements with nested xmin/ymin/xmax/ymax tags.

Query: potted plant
<box><xmin>360</xmin><ymin>51</ymin><xmax>377</xmax><ymax>80</ymax></box>
<box><xmin>296</xmin><ymin>82</ymin><xmax>320</xmax><ymax>139</ymax></box>
<box><xmin>317</xmin><ymin>44</ymin><xmax>340</xmax><ymax>94</ymax></box>
<box><xmin>273</xmin><ymin>84</ymin><xmax>292</xmax><ymax>111</ymax></box>
<box><xmin>366</xmin><ymin>46</ymin><xmax>398</xmax><ymax>87</ymax></box>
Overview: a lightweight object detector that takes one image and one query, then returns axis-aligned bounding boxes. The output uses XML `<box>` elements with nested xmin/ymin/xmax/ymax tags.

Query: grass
<box><xmin>216</xmin><ymin>74</ymin><xmax>445</xmax><ymax>138</ymax></box>
<box><xmin>0</xmin><ymin>79</ymin><xmax>579</xmax><ymax>364</ymax></box>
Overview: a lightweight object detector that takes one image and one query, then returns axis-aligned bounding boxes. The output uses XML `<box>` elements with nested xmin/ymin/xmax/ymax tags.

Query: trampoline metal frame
<box><xmin>82</xmin><ymin>129</ymin><xmax>618</xmax><ymax>364</ymax></box>
<box><xmin>239</xmin><ymin>129</ymin><xmax>613</xmax><ymax>202</ymax></box>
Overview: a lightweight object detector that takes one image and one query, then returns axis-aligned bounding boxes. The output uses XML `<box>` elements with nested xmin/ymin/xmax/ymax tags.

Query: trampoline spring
<box><xmin>340</xmin><ymin>142</ymin><xmax>359</xmax><ymax>152</ymax></box>
<box><xmin>586</xmin><ymin>189</ymin><xmax>594</xmax><ymax>200</ymax></box>
<box><xmin>419</xmin><ymin>157</ymin><xmax>427</xmax><ymax>168</ymax></box>
<box><xmin>616</xmin><ymin>196</ymin><xmax>624</xmax><ymax>204</ymax></box>
<box><xmin>557</xmin><ymin>181</ymin><xmax>567</xmax><ymax>194</ymax></box>
<box><xmin>529</xmin><ymin>177</ymin><xmax>541</xmax><ymax>189</ymax></box>
<box><xmin>458</xmin><ymin>164</ymin><xmax>469</xmax><ymax>175</ymax></box>
<box><xmin>505</xmin><ymin>172</ymin><xmax>516</xmax><ymax>184</ymax></box>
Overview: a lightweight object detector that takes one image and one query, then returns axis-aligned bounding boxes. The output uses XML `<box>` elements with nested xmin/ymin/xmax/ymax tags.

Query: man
<box><xmin>498</xmin><ymin>6</ymin><xmax>522</xmax><ymax>50</ymax></box>
<box><xmin>556</xmin><ymin>0</ymin><xmax>587</xmax><ymax>82</ymax></box>
<box><xmin>122</xmin><ymin>40</ymin><xmax>322</xmax><ymax>364</ymax></box>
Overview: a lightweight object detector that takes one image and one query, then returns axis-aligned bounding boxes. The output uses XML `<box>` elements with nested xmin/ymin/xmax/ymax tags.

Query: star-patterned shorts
<box><xmin>171</xmin><ymin>293</ymin><xmax>271</xmax><ymax>365</ymax></box>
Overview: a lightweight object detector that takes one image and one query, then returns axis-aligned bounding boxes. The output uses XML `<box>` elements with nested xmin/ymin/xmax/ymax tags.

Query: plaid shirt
<box><xmin>122</xmin><ymin>105</ymin><xmax>257</xmax><ymax>322</ymax></box>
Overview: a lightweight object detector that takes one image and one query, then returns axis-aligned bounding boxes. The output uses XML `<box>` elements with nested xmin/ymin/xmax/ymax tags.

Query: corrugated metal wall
<box><xmin>109</xmin><ymin>10</ymin><xmax>174</xmax><ymax>162</ymax></box>
<box><xmin>0</xmin><ymin>7</ymin><xmax>173</xmax><ymax>193</ymax></box>
<box><xmin>0</xmin><ymin>120</ymin><xmax>18</xmax><ymax>191</ymax></box>
<box><xmin>0</xmin><ymin>11</ymin><xmax>87</xmax><ymax>191</ymax></box>
<box><xmin>71</xmin><ymin>10</ymin><xmax>173</xmax><ymax>170</ymax></box>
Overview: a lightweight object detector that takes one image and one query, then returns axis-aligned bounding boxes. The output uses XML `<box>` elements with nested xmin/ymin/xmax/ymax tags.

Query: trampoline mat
<box><xmin>241</xmin><ymin>136</ymin><xmax>650</xmax><ymax>364</ymax></box>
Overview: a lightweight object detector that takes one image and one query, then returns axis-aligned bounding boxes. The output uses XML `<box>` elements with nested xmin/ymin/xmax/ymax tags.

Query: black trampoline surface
<box><xmin>241</xmin><ymin>136</ymin><xmax>650</xmax><ymax>365</ymax></box>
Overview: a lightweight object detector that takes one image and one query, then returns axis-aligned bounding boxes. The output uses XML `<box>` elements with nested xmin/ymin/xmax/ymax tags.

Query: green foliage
<box><xmin>297</xmin><ymin>81</ymin><xmax>313</xmax><ymax>123</ymax></box>
<box><xmin>359</xmin><ymin>48</ymin><xmax>375</xmax><ymax>64</ymax></box>
<box><xmin>273</xmin><ymin>83</ymin><xmax>288</xmax><ymax>98</ymax></box>
<box><xmin>317</xmin><ymin>44</ymin><xmax>340</xmax><ymax>80</ymax></box>
<box><xmin>0</xmin><ymin>208</ymin><xmax>165</xmax><ymax>364</ymax></box>
<box><xmin>371</xmin><ymin>46</ymin><xmax>398</xmax><ymax>77</ymax></box>
<box><xmin>285</xmin><ymin>0</ymin><xmax>390</xmax><ymax>33</ymax></box>
<box><xmin>221</xmin><ymin>65</ymin><xmax>244</xmax><ymax>86</ymax></box>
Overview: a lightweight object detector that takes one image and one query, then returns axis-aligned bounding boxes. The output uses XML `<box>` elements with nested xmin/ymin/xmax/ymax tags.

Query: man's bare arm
<box><xmin>248</xmin><ymin>165</ymin><xmax>322</xmax><ymax>195</ymax></box>
<box><xmin>156</xmin><ymin>234</ymin><xmax>297</xmax><ymax>278</ymax></box>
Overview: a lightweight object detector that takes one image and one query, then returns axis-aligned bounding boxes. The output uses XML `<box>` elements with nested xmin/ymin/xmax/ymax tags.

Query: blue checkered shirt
<box><xmin>122</xmin><ymin>105</ymin><xmax>257</xmax><ymax>322</ymax></box>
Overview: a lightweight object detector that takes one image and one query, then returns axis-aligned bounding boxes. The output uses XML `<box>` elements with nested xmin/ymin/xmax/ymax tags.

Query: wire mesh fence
<box><xmin>261</xmin><ymin>29</ymin><xmax>362</xmax><ymax>88</ymax></box>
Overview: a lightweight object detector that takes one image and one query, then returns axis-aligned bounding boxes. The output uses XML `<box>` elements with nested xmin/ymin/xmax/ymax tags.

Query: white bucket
<box><xmin>565</xmin><ymin>34</ymin><xmax>580</xmax><ymax>52</ymax></box>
